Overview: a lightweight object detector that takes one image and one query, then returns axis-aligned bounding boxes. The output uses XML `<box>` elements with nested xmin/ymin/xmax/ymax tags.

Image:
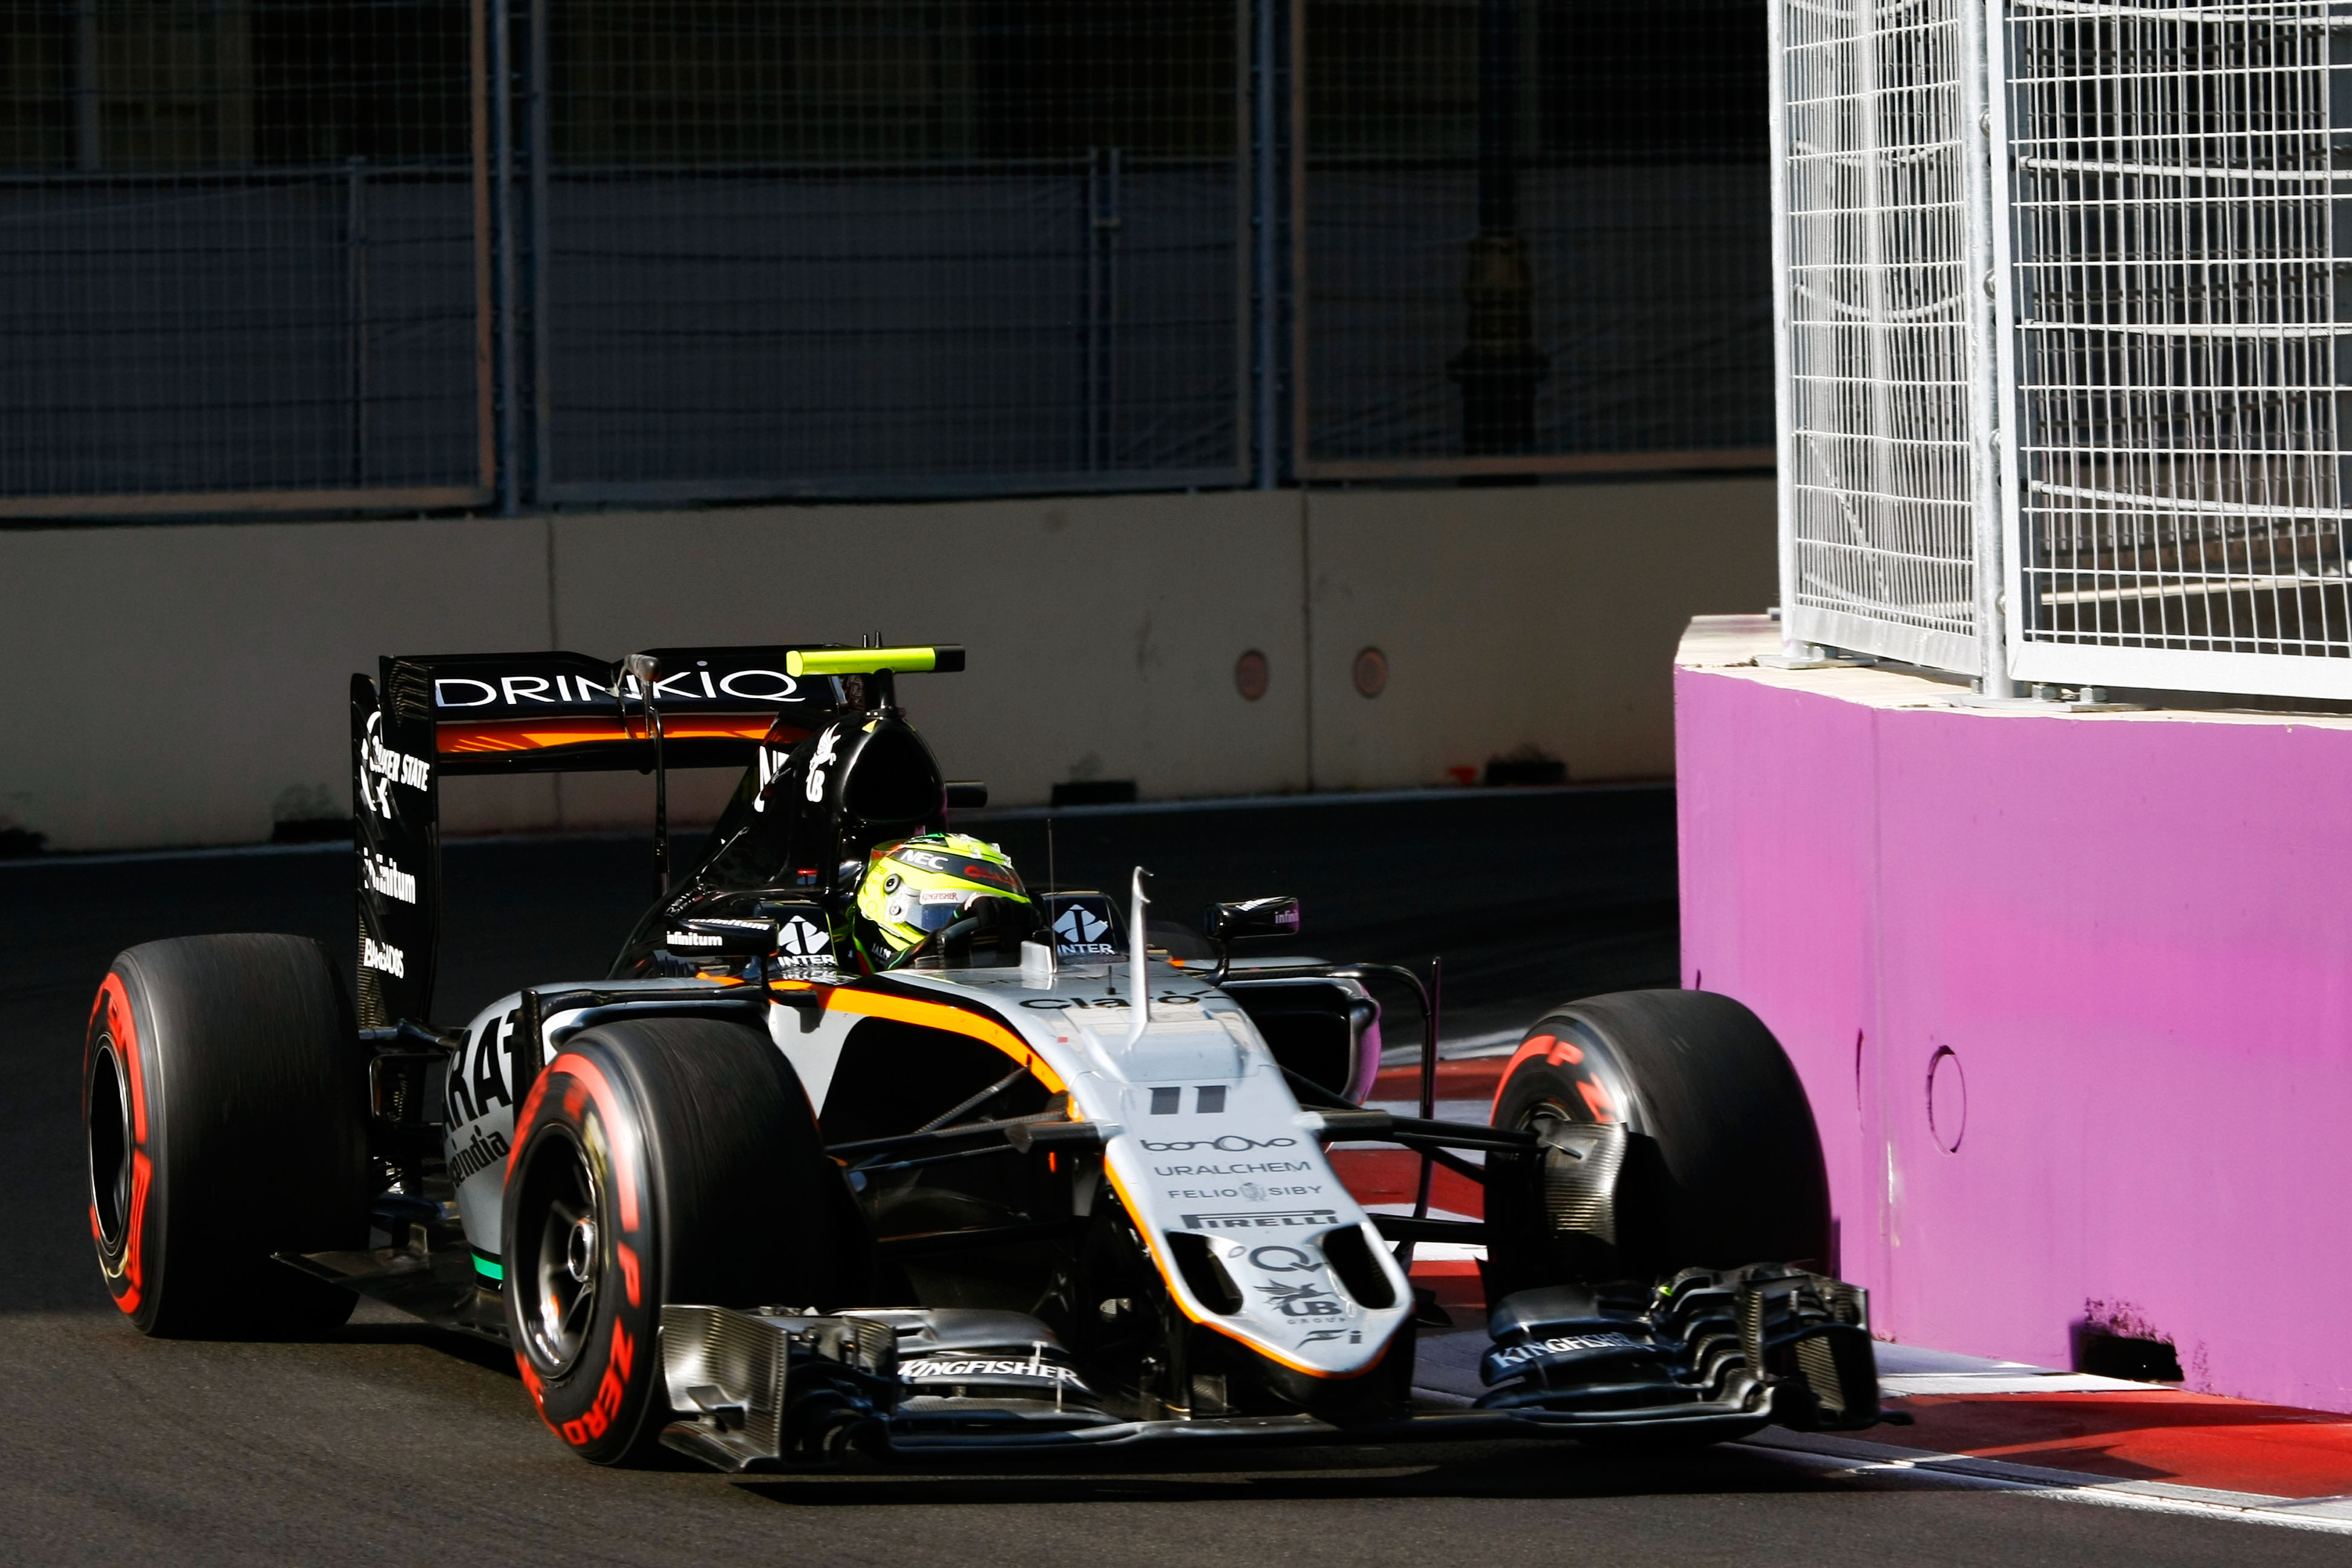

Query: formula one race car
<box><xmin>82</xmin><ymin>642</ymin><xmax>1887</xmax><ymax>1468</ymax></box>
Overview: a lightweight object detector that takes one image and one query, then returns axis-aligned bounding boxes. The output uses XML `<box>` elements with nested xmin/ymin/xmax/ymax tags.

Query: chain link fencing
<box><xmin>1299</xmin><ymin>0</ymin><xmax>1776</xmax><ymax>477</ymax></box>
<box><xmin>2</xmin><ymin>1</ymin><xmax>1772</xmax><ymax>515</ymax></box>
<box><xmin>2004</xmin><ymin>1</ymin><xmax>2352</xmax><ymax>688</ymax></box>
<box><xmin>1771</xmin><ymin>0</ymin><xmax>2352</xmax><ymax>701</ymax></box>
<box><xmin>1775</xmin><ymin>0</ymin><xmax>1987</xmax><ymax>673</ymax></box>
<box><xmin>0</xmin><ymin>0</ymin><xmax>488</xmax><ymax>514</ymax></box>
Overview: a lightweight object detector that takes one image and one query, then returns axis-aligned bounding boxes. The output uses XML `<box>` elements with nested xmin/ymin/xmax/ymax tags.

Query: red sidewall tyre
<box><xmin>503</xmin><ymin>1016</ymin><xmax>865</xmax><ymax>1465</ymax></box>
<box><xmin>87</xmin><ymin>970</ymin><xmax>162</xmax><ymax>1329</ymax></box>
<box><xmin>85</xmin><ymin>935</ymin><xmax>367</xmax><ymax>1337</ymax></box>
<box><xmin>505</xmin><ymin>1053</ymin><xmax>663</xmax><ymax>1462</ymax></box>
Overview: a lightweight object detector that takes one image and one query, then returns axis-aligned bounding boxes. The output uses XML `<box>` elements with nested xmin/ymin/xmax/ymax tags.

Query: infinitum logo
<box><xmin>362</xmin><ymin>850</ymin><xmax>417</xmax><ymax>905</ymax></box>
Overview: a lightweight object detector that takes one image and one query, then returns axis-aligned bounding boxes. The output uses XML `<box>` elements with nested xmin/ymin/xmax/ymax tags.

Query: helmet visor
<box><xmin>905</xmin><ymin>888</ymin><xmax>985</xmax><ymax>933</ymax></box>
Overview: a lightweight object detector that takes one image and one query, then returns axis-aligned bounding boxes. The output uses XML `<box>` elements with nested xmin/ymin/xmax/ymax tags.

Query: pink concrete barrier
<box><xmin>1674</xmin><ymin>616</ymin><xmax>2352</xmax><ymax>1414</ymax></box>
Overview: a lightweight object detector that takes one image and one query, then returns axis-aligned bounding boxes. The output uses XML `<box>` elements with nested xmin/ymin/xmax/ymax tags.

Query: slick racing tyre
<box><xmin>503</xmin><ymin>1017</ymin><xmax>867</xmax><ymax>1465</ymax></box>
<box><xmin>1484</xmin><ymin>989</ymin><xmax>1831</xmax><ymax>1301</ymax></box>
<box><xmin>85</xmin><ymin>935</ymin><xmax>369</xmax><ymax>1336</ymax></box>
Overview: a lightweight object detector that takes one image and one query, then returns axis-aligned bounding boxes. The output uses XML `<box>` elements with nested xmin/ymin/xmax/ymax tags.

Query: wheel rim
<box><xmin>87</xmin><ymin>1039</ymin><xmax>132</xmax><ymax>1252</ymax></box>
<box><xmin>519</xmin><ymin>1131</ymin><xmax>602</xmax><ymax>1376</ymax></box>
<box><xmin>1517</xmin><ymin>1094</ymin><xmax>1592</xmax><ymax>1143</ymax></box>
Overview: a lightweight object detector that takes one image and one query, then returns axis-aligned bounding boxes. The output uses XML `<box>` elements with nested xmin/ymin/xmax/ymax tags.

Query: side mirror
<box><xmin>665</xmin><ymin>916</ymin><xmax>780</xmax><ymax>957</ymax></box>
<box><xmin>1200</xmin><ymin>897</ymin><xmax>1301</xmax><ymax>984</ymax></box>
<box><xmin>1201</xmin><ymin>896</ymin><xmax>1301</xmax><ymax>942</ymax></box>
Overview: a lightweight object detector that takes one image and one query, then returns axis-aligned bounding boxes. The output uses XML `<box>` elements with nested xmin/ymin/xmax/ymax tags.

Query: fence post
<box><xmin>1450</xmin><ymin>0</ymin><xmax>1546</xmax><ymax>456</ymax></box>
<box><xmin>346</xmin><ymin>158</ymin><xmax>369</xmax><ymax>488</ymax></box>
<box><xmin>1961</xmin><ymin>0</ymin><xmax>2014</xmax><ymax>696</ymax></box>
<box><xmin>1850</xmin><ymin>0</ymin><xmax>1898</xmax><ymax>627</ymax></box>
<box><xmin>1768</xmin><ymin>0</ymin><xmax>1796</xmax><ymax>653</ymax></box>
<box><xmin>471</xmin><ymin>0</ymin><xmax>495</xmax><ymax>498</ymax></box>
<box><xmin>527</xmin><ymin>0</ymin><xmax>551</xmax><ymax>506</ymax></box>
<box><xmin>73</xmin><ymin>0</ymin><xmax>99</xmax><ymax>172</ymax></box>
<box><xmin>1252</xmin><ymin>0</ymin><xmax>1281</xmax><ymax>488</ymax></box>
<box><xmin>1083</xmin><ymin>147</ymin><xmax>1123</xmax><ymax>472</ymax></box>
<box><xmin>490</xmin><ymin>0</ymin><xmax>518</xmax><ymax>515</ymax></box>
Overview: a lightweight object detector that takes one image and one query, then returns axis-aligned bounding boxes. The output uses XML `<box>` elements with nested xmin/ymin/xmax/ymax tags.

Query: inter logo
<box><xmin>776</xmin><ymin>916</ymin><xmax>831</xmax><ymax>963</ymax></box>
<box><xmin>1054</xmin><ymin>904</ymin><xmax>1111</xmax><ymax>950</ymax></box>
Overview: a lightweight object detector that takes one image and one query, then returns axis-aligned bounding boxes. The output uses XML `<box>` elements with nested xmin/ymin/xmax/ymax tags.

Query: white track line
<box><xmin>1380</xmin><ymin>1028</ymin><xmax>1525</xmax><ymax>1067</ymax></box>
<box><xmin>1746</xmin><ymin>1428</ymin><xmax>2352</xmax><ymax>1535</ymax></box>
<box><xmin>1877</xmin><ymin>1372</ymin><xmax>2160</xmax><ymax>1396</ymax></box>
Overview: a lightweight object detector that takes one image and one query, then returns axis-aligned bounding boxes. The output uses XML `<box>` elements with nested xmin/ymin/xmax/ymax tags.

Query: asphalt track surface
<box><xmin>1</xmin><ymin>789</ymin><xmax>2337</xmax><ymax>1565</ymax></box>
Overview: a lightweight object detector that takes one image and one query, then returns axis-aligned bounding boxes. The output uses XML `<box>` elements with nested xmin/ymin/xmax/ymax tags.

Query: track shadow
<box><xmin>330</xmin><ymin>1318</ymin><xmax>523</xmax><ymax>1378</ymax></box>
<box><xmin>731</xmin><ymin>1437</ymin><xmax>1842</xmax><ymax>1509</ymax></box>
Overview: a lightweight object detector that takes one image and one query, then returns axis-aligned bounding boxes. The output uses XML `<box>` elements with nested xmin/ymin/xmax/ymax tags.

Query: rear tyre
<box><xmin>85</xmin><ymin>935</ymin><xmax>368</xmax><ymax>1336</ymax></box>
<box><xmin>503</xmin><ymin>1016</ymin><xmax>867</xmax><ymax>1465</ymax></box>
<box><xmin>1484</xmin><ymin>989</ymin><xmax>1831</xmax><ymax>1302</ymax></box>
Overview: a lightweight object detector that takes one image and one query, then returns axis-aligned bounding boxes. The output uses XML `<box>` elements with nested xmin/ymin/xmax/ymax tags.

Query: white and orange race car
<box><xmin>83</xmin><ymin>642</ymin><xmax>1887</xmax><ymax>1468</ymax></box>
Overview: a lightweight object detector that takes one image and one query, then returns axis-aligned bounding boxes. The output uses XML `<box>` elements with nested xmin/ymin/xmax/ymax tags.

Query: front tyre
<box><xmin>503</xmin><ymin>1017</ymin><xmax>866</xmax><ymax>1465</ymax></box>
<box><xmin>1485</xmin><ymin>988</ymin><xmax>1832</xmax><ymax>1301</ymax></box>
<box><xmin>85</xmin><ymin>935</ymin><xmax>368</xmax><ymax>1336</ymax></box>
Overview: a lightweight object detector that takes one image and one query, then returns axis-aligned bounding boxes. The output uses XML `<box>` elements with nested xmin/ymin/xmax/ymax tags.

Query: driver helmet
<box><xmin>853</xmin><ymin>832</ymin><xmax>1032</xmax><ymax>962</ymax></box>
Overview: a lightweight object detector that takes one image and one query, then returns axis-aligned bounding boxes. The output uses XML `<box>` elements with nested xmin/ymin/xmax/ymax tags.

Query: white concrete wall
<box><xmin>0</xmin><ymin>479</ymin><xmax>1771</xmax><ymax>851</ymax></box>
<box><xmin>1304</xmin><ymin>483</ymin><xmax>1782</xmax><ymax>789</ymax></box>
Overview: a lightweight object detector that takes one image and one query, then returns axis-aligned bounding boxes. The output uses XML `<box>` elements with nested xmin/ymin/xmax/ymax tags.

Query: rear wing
<box><xmin>405</xmin><ymin>646</ymin><xmax>838</xmax><ymax>776</ymax></box>
<box><xmin>350</xmin><ymin>645</ymin><xmax>846</xmax><ymax>1027</ymax></box>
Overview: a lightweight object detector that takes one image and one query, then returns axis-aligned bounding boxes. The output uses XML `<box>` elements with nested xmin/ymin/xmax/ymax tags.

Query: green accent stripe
<box><xmin>786</xmin><ymin>645</ymin><xmax>953</xmax><ymax>677</ymax></box>
<box><xmin>472</xmin><ymin>1252</ymin><xmax>504</xmax><ymax>1282</ymax></box>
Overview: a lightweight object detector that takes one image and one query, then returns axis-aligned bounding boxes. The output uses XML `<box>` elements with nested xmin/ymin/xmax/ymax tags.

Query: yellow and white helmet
<box><xmin>852</xmin><ymin>832</ymin><xmax>1031</xmax><ymax>963</ymax></box>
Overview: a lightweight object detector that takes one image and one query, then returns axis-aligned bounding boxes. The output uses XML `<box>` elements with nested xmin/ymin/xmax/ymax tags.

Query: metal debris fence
<box><xmin>1773</xmin><ymin>0</ymin><xmax>2352</xmax><ymax>700</ymax></box>
<box><xmin>1297</xmin><ymin>0</ymin><xmax>1775</xmax><ymax>478</ymax></box>
<box><xmin>0</xmin><ymin>1</ymin><xmax>1774</xmax><ymax>515</ymax></box>
<box><xmin>1775</xmin><ymin>0</ymin><xmax>1990</xmax><ymax>675</ymax></box>
<box><xmin>2002</xmin><ymin>0</ymin><xmax>2352</xmax><ymax>695</ymax></box>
